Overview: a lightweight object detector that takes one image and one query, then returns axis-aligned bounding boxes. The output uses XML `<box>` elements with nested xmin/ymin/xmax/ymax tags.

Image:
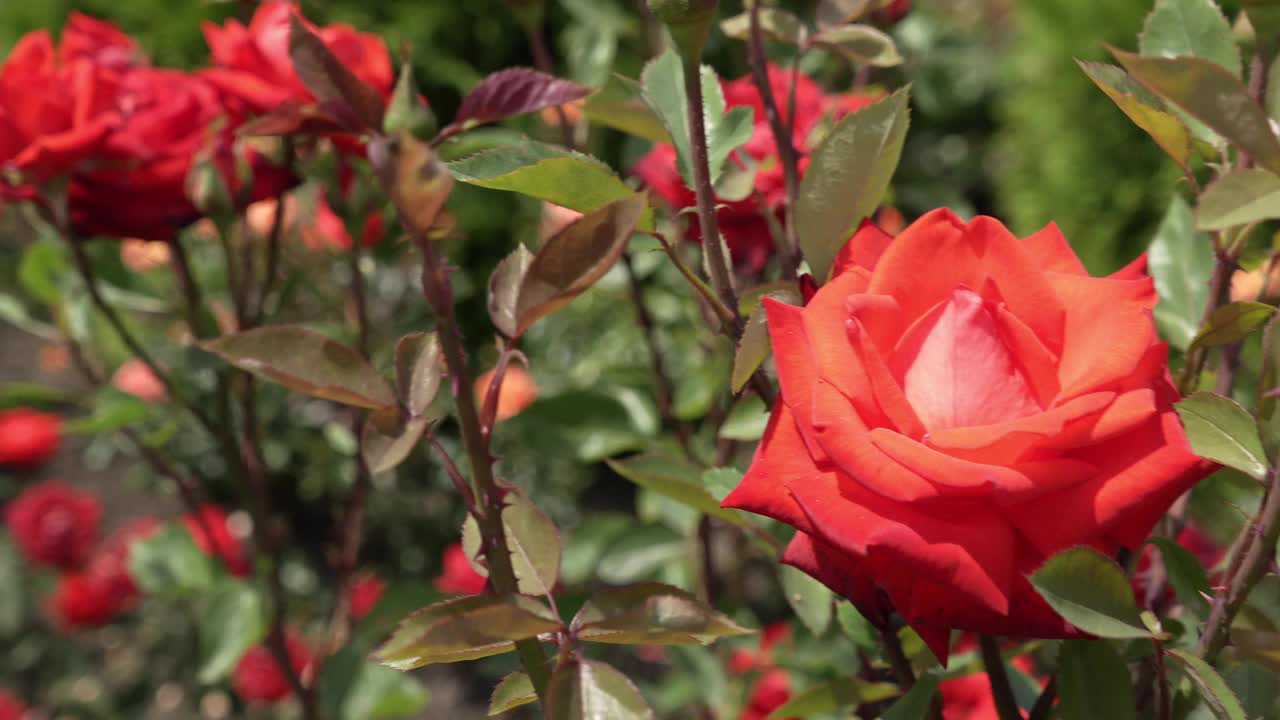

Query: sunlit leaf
<box><xmin>393</xmin><ymin>332</ymin><xmax>443</xmax><ymax>417</ymax></box>
<box><xmin>812</xmin><ymin>24</ymin><xmax>903</xmax><ymax>67</ymax></box>
<box><xmin>448</xmin><ymin>140</ymin><xmax>636</xmax><ymax>213</ymax></box>
<box><xmin>488</xmin><ymin>671</ymin><xmax>536</xmax><ymax>716</ymax></box>
<box><xmin>1167</xmin><ymin>648</ymin><xmax>1248</xmax><ymax>720</ymax></box>
<box><xmin>1139</xmin><ymin>0</ymin><xmax>1241</xmax><ymax>78</ymax></box>
<box><xmin>1190</xmin><ymin>302</ymin><xmax>1276</xmax><ymax>350</ymax></box>
<box><xmin>1196</xmin><ymin>168</ymin><xmax>1280</xmax><ymax>231</ymax></box>
<box><xmin>605</xmin><ymin>452</ymin><xmax>751</xmax><ymax>526</ymax></box>
<box><xmin>1029</xmin><ymin>547</ymin><xmax>1154</xmax><ymax>639</ymax></box>
<box><xmin>720</xmin><ymin>9</ymin><xmax>807</xmax><ymax>45</ymax></box>
<box><xmin>780</xmin><ymin>564</ymin><xmax>834</xmax><ymax>636</ymax></box>
<box><xmin>445</xmin><ymin>68</ymin><xmax>590</xmax><ymax>137</ymax></box>
<box><xmin>574</xmin><ymin>582</ymin><xmax>754</xmax><ymax>646</ymax></box>
<box><xmin>1176</xmin><ymin>392</ymin><xmax>1268</xmax><ymax>480</ymax></box>
<box><xmin>582</xmin><ymin>74</ymin><xmax>671</xmax><ymax>143</ymax></box>
<box><xmin>1149</xmin><ymin>196</ymin><xmax>1214</xmax><ymax>350</ymax></box>
<box><xmin>1078</xmin><ymin>60</ymin><xmax>1192</xmax><ymax>171</ymax></box>
<box><xmin>546</xmin><ymin>659</ymin><xmax>654</xmax><ymax>720</ymax></box>
<box><xmin>372</xmin><ymin>594</ymin><xmax>560</xmax><ymax>670</ymax></box>
<box><xmin>1143</xmin><ymin>537</ymin><xmax>1212</xmax><ymax>619</ymax></box>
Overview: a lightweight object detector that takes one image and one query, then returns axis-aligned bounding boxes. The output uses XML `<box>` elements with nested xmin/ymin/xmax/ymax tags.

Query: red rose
<box><xmin>722</xmin><ymin>209</ymin><xmax>1215</xmax><ymax>660</ymax></box>
<box><xmin>348</xmin><ymin>572</ymin><xmax>386</xmax><ymax>621</ymax></box>
<box><xmin>181</xmin><ymin>505</ymin><xmax>251</xmax><ymax>577</ymax></box>
<box><xmin>5</xmin><ymin>481</ymin><xmax>100</xmax><ymax>569</ymax></box>
<box><xmin>86</xmin><ymin>516</ymin><xmax>162</xmax><ymax>603</ymax></box>
<box><xmin>632</xmin><ymin>65</ymin><xmax>875</xmax><ymax>272</ymax></box>
<box><xmin>232</xmin><ymin>630</ymin><xmax>313</xmax><ymax>704</ymax></box>
<box><xmin>0</xmin><ymin>689</ymin><xmax>27</xmax><ymax>720</ymax></box>
<box><xmin>741</xmin><ymin>668</ymin><xmax>794</xmax><ymax>720</ymax></box>
<box><xmin>48</xmin><ymin>570</ymin><xmax>127</xmax><ymax>631</ymax></box>
<box><xmin>58</xmin><ymin>12</ymin><xmax>146</xmax><ymax>70</ymax></box>
<box><xmin>0</xmin><ymin>27</ymin><xmax>117</xmax><ymax>196</ymax></box>
<box><xmin>729</xmin><ymin>621</ymin><xmax>791</xmax><ymax>675</ymax></box>
<box><xmin>434</xmin><ymin>542</ymin><xmax>487</xmax><ymax>596</ymax></box>
<box><xmin>201</xmin><ymin>1</ymin><xmax>393</xmax><ymax>117</ymax></box>
<box><xmin>0</xmin><ymin>408</ymin><xmax>61</xmax><ymax>467</ymax></box>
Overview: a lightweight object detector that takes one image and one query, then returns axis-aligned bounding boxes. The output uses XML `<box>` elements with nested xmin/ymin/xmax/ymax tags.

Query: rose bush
<box><xmin>724</xmin><ymin>209</ymin><xmax>1216</xmax><ymax>658</ymax></box>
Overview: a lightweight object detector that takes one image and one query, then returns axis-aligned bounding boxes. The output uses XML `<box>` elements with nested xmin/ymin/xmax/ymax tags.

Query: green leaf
<box><xmin>202</xmin><ymin>325</ymin><xmax>395</xmax><ymax>409</ymax></box>
<box><xmin>780</xmin><ymin>565</ymin><xmax>834</xmax><ymax>636</ymax></box>
<box><xmin>448</xmin><ymin>140</ymin><xmax>637</xmax><ymax>214</ymax></box>
<box><xmin>561</xmin><ymin>514</ymin><xmax>634</xmax><ymax>585</ymax></box>
<box><xmin>361</xmin><ymin>410</ymin><xmax>431</xmax><ymax>476</ymax></box>
<box><xmin>384</xmin><ymin>61</ymin><xmax>436</xmax><ymax>138</ymax></box>
<box><xmin>447</xmin><ymin>68</ymin><xmax>590</xmax><ymax>135</ymax></box>
<box><xmin>1078</xmin><ymin>60</ymin><xmax>1192</xmax><ymax>171</ymax></box>
<box><xmin>198</xmin><ymin>581</ymin><xmax>266</xmax><ymax>684</ymax></box>
<box><xmin>1196</xmin><ymin>168</ymin><xmax>1280</xmax><ymax>231</ymax></box>
<box><xmin>1167</xmin><ymin>648</ymin><xmax>1248</xmax><ymax>720</ymax></box>
<box><xmin>1176</xmin><ymin>392</ymin><xmax>1269</xmax><ymax>480</ymax></box>
<box><xmin>63</xmin><ymin>388</ymin><xmax>149</xmax><ymax>434</ymax></box>
<box><xmin>489</xmin><ymin>671</ymin><xmax>536</xmax><ymax>716</ymax></box>
<box><xmin>372</xmin><ymin>594</ymin><xmax>561</xmax><ymax>670</ymax></box>
<box><xmin>1144</xmin><ymin>537</ymin><xmax>1212</xmax><ymax>620</ymax></box>
<box><xmin>1258</xmin><ymin>314</ymin><xmax>1280</xmax><ymax>459</ymax></box>
<box><xmin>812</xmin><ymin>24</ymin><xmax>904</xmax><ymax>67</ymax></box>
<box><xmin>1139</xmin><ymin>0</ymin><xmax>1241</xmax><ymax>78</ymax></box>
<box><xmin>393</xmin><ymin>332</ymin><xmax>443</xmax><ymax>417</ymax></box>
<box><xmin>19</xmin><ymin>241</ymin><xmax>67</xmax><ymax>305</ymax></box>
<box><xmin>640</xmin><ymin>50</ymin><xmax>747</xmax><ymax>187</ymax></box>
<box><xmin>796</xmin><ymin>87</ymin><xmax>910</xmax><ymax>283</ymax></box>
<box><xmin>732</xmin><ymin>289</ymin><xmax>801</xmax><ymax>393</ymax></box>
<box><xmin>573</xmin><ymin>582</ymin><xmax>754</xmax><ymax>646</ymax></box>
<box><xmin>836</xmin><ymin>602</ymin><xmax>876</xmax><ymax>650</ymax></box>
<box><xmin>766</xmin><ymin>678</ymin><xmax>898</xmax><ymax>720</ymax></box>
<box><xmin>0</xmin><ymin>538</ymin><xmax>24</xmax><ymax>636</ymax></box>
<box><xmin>502</xmin><ymin>488</ymin><xmax>562</xmax><ymax>597</ymax></box>
<box><xmin>816</xmin><ymin>0</ymin><xmax>874</xmax><ymax>28</ymax></box>
<box><xmin>582</xmin><ymin>74</ymin><xmax>671</xmax><ymax>144</ymax></box>
<box><xmin>700</xmin><ymin>468</ymin><xmax>743</xmax><ymax>504</ymax></box>
<box><xmin>595</xmin><ymin>526</ymin><xmax>686</xmax><ymax>584</ymax></box>
<box><xmin>1058</xmin><ymin>640</ymin><xmax>1137</xmax><ymax>720</ymax></box>
<box><xmin>319</xmin><ymin>647</ymin><xmax>431</xmax><ymax>720</ymax></box>
<box><xmin>881</xmin><ymin>670</ymin><xmax>941</xmax><ymax>720</ymax></box>
<box><xmin>1113</xmin><ymin>49</ymin><xmax>1280</xmax><ymax>176</ymax></box>
<box><xmin>1149</xmin><ymin>196</ymin><xmax>1214</xmax><ymax>350</ymax></box>
<box><xmin>486</xmin><ymin>194</ymin><xmax>647</xmax><ymax>339</ymax></box>
<box><xmin>1191</xmin><ymin>302</ymin><xmax>1277</xmax><ymax>350</ymax></box>
<box><xmin>128</xmin><ymin>525</ymin><xmax>220</xmax><ymax>597</ymax></box>
<box><xmin>605</xmin><ymin>452</ymin><xmax>752</xmax><ymax>527</ymax></box>
<box><xmin>1029</xmin><ymin>547</ymin><xmax>1154</xmax><ymax>639</ymax></box>
<box><xmin>546</xmin><ymin>659</ymin><xmax>654</xmax><ymax>720</ymax></box>
<box><xmin>719</xmin><ymin>397</ymin><xmax>769</xmax><ymax>441</ymax></box>
<box><xmin>719</xmin><ymin>9</ymin><xmax>807</xmax><ymax>45</ymax></box>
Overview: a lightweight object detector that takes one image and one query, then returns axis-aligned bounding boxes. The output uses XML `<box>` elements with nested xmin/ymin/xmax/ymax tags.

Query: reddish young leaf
<box><xmin>237</xmin><ymin>98</ymin><xmax>351</xmax><ymax>138</ymax></box>
<box><xmin>288</xmin><ymin>14</ymin><xmax>386</xmax><ymax>132</ymax></box>
<box><xmin>444</xmin><ymin>68</ymin><xmax>590</xmax><ymax>136</ymax></box>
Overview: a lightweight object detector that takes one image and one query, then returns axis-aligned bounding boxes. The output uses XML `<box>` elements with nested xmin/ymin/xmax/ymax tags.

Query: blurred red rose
<box><xmin>181</xmin><ymin>505</ymin><xmax>251</xmax><ymax>577</ymax></box>
<box><xmin>940</xmin><ymin>637</ymin><xmax>1043</xmax><ymax>720</ymax></box>
<box><xmin>632</xmin><ymin>65</ymin><xmax>876</xmax><ymax>272</ymax></box>
<box><xmin>741</xmin><ymin>668</ymin><xmax>794</xmax><ymax>720</ymax></box>
<box><xmin>0</xmin><ymin>23</ymin><xmax>118</xmax><ymax>197</ymax></box>
<box><xmin>58</xmin><ymin>12</ymin><xmax>146</xmax><ymax>70</ymax></box>
<box><xmin>112</xmin><ymin>358</ymin><xmax>167</xmax><ymax>402</ymax></box>
<box><xmin>5</xmin><ymin>481</ymin><xmax>100</xmax><ymax>569</ymax></box>
<box><xmin>723</xmin><ymin>210</ymin><xmax>1216</xmax><ymax>661</ymax></box>
<box><xmin>348</xmin><ymin>572</ymin><xmax>386</xmax><ymax>620</ymax></box>
<box><xmin>0</xmin><ymin>689</ymin><xmax>27</xmax><ymax>720</ymax></box>
<box><xmin>729</xmin><ymin>621</ymin><xmax>791</xmax><ymax>675</ymax></box>
<box><xmin>232</xmin><ymin>630</ymin><xmax>313</xmax><ymax>704</ymax></box>
<box><xmin>435</xmin><ymin>542</ymin><xmax>487</xmax><ymax>595</ymax></box>
<box><xmin>48</xmin><ymin>570</ymin><xmax>127</xmax><ymax>631</ymax></box>
<box><xmin>86</xmin><ymin>516</ymin><xmax>162</xmax><ymax>603</ymax></box>
<box><xmin>0</xmin><ymin>408</ymin><xmax>61</xmax><ymax>468</ymax></box>
<box><xmin>201</xmin><ymin>1</ymin><xmax>393</xmax><ymax>116</ymax></box>
<box><xmin>244</xmin><ymin>190</ymin><xmax>382</xmax><ymax>251</ymax></box>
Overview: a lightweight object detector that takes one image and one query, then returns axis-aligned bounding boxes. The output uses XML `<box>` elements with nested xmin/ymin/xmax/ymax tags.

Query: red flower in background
<box><xmin>0</xmin><ymin>22</ymin><xmax>117</xmax><ymax>196</ymax></box>
<box><xmin>232</xmin><ymin>630</ymin><xmax>313</xmax><ymax>704</ymax></box>
<box><xmin>0</xmin><ymin>689</ymin><xmax>27</xmax><ymax>720</ymax></box>
<box><xmin>5</xmin><ymin>481</ymin><xmax>100</xmax><ymax>569</ymax></box>
<box><xmin>0</xmin><ymin>408</ymin><xmax>61</xmax><ymax>468</ymax></box>
<box><xmin>633</xmin><ymin>65</ymin><xmax>876</xmax><ymax>272</ymax></box>
<box><xmin>723</xmin><ymin>210</ymin><xmax>1216</xmax><ymax>660</ymax></box>
<box><xmin>201</xmin><ymin>0</ymin><xmax>393</xmax><ymax>116</ymax></box>
<box><xmin>48</xmin><ymin>570</ymin><xmax>127</xmax><ymax>631</ymax></box>
<box><xmin>86</xmin><ymin>516</ymin><xmax>162</xmax><ymax>603</ymax></box>
<box><xmin>348</xmin><ymin>573</ymin><xmax>386</xmax><ymax>620</ymax></box>
<box><xmin>939</xmin><ymin>639</ymin><xmax>1043</xmax><ymax>720</ymax></box>
<box><xmin>182</xmin><ymin>505</ymin><xmax>250</xmax><ymax>577</ymax></box>
<box><xmin>727</xmin><ymin>623</ymin><xmax>796</xmax><ymax>720</ymax></box>
<box><xmin>434</xmin><ymin>542</ymin><xmax>487</xmax><ymax>595</ymax></box>
<box><xmin>112</xmin><ymin>358</ymin><xmax>167</xmax><ymax>402</ymax></box>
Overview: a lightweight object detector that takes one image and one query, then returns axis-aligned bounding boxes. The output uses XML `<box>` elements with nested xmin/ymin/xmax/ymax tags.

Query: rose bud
<box><xmin>181</xmin><ymin>505</ymin><xmax>251</xmax><ymax>577</ymax></box>
<box><xmin>722</xmin><ymin>209</ymin><xmax>1216</xmax><ymax>661</ymax></box>
<box><xmin>0</xmin><ymin>408</ymin><xmax>61</xmax><ymax>468</ymax></box>
<box><xmin>231</xmin><ymin>630</ymin><xmax>313</xmax><ymax>704</ymax></box>
<box><xmin>5</xmin><ymin>481</ymin><xmax>100</xmax><ymax>569</ymax></box>
<box><xmin>473</xmin><ymin>366</ymin><xmax>539</xmax><ymax>424</ymax></box>
<box><xmin>434</xmin><ymin>542</ymin><xmax>487</xmax><ymax>596</ymax></box>
<box><xmin>348</xmin><ymin>573</ymin><xmax>386</xmax><ymax>621</ymax></box>
<box><xmin>112</xmin><ymin>359</ymin><xmax>167</xmax><ymax>403</ymax></box>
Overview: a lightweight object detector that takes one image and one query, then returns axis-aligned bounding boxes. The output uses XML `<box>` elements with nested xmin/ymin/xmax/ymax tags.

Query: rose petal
<box><xmin>1023</xmin><ymin>221</ymin><xmax>1087</xmax><ymax>275</ymax></box>
<box><xmin>780</xmin><ymin>532</ymin><xmax>886</xmax><ymax>624</ymax></box>
<box><xmin>721</xmin><ymin>403</ymin><xmax>818</xmax><ymax>533</ymax></box>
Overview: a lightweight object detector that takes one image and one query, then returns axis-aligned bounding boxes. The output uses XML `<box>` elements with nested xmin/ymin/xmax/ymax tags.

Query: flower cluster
<box><xmin>633</xmin><ymin>65</ymin><xmax>877</xmax><ymax>272</ymax></box>
<box><xmin>0</xmin><ymin>1</ymin><xmax>395</xmax><ymax>243</ymax></box>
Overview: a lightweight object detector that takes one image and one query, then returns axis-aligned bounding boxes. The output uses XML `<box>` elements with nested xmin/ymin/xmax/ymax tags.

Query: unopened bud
<box><xmin>648</xmin><ymin>0</ymin><xmax>718</xmax><ymax>62</ymax></box>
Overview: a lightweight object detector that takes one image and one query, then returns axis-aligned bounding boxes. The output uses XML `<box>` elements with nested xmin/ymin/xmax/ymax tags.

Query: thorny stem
<box><xmin>621</xmin><ymin>252</ymin><xmax>696</xmax><ymax>460</ymax></box>
<box><xmin>1177</xmin><ymin>241</ymin><xmax>1236</xmax><ymax>395</ymax></box>
<box><xmin>1197</xmin><ymin>459</ymin><xmax>1280</xmax><ymax>661</ymax></box>
<box><xmin>978</xmin><ymin>635</ymin><xmax>1022</xmax><ymax>720</ymax></box>
<box><xmin>479</xmin><ymin>339</ymin><xmax>515</xmax><ymax>438</ymax></box>
<box><xmin>747</xmin><ymin>1</ymin><xmax>801</xmax><ymax>278</ymax></box>
<box><xmin>648</xmin><ymin>230</ymin><xmax>736</xmax><ymax>325</ymax></box>
<box><xmin>417</xmin><ymin>236</ymin><xmax>553</xmax><ymax>698</ymax></box>
<box><xmin>167</xmin><ymin>236</ymin><xmax>211</xmax><ymax>337</ymax></box>
<box><xmin>877</xmin><ymin>623</ymin><xmax>943</xmax><ymax>720</ymax></box>
<box><xmin>682</xmin><ymin>55</ymin><xmax>741</xmax><ymax>325</ymax></box>
<box><xmin>1151</xmin><ymin>641</ymin><xmax>1171</xmax><ymax>720</ymax></box>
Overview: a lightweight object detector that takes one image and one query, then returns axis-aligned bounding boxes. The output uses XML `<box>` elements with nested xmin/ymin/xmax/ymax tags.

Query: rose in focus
<box><xmin>723</xmin><ymin>209</ymin><xmax>1215</xmax><ymax>658</ymax></box>
<box><xmin>633</xmin><ymin>65</ymin><xmax>875</xmax><ymax>272</ymax></box>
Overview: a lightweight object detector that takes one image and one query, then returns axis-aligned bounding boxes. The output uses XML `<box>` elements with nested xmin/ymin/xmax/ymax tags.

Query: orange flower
<box><xmin>112</xmin><ymin>358</ymin><xmax>166</xmax><ymax>402</ymax></box>
<box><xmin>474</xmin><ymin>366</ymin><xmax>539</xmax><ymax>423</ymax></box>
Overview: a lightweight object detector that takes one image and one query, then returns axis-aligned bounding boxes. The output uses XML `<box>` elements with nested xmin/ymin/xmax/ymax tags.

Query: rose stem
<box><xmin>416</xmin><ymin>232</ymin><xmax>553</xmax><ymax>697</ymax></box>
<box><xmin>746</xmin><ymin>0</ymin><xmax>801</xmax><ymax>278</ymax></box>
<box><xmin>1027</xmin><ymin>677</ymin><xmax>1057</xmax><ymax>720</ymax></box>
<box><xmin>876</xmin><ymin>623</ymin><xmax>943</xmax><ymax>720</ymax></box>
<box><xmin>251</xmin><ymin>137</ymin><xmax>294</xmax><ymax>325</ymax></box>
<box><xmin>978</xmin><ymin>635</ymin><xmax>1023</xmax><ymax>720</ymax></box>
